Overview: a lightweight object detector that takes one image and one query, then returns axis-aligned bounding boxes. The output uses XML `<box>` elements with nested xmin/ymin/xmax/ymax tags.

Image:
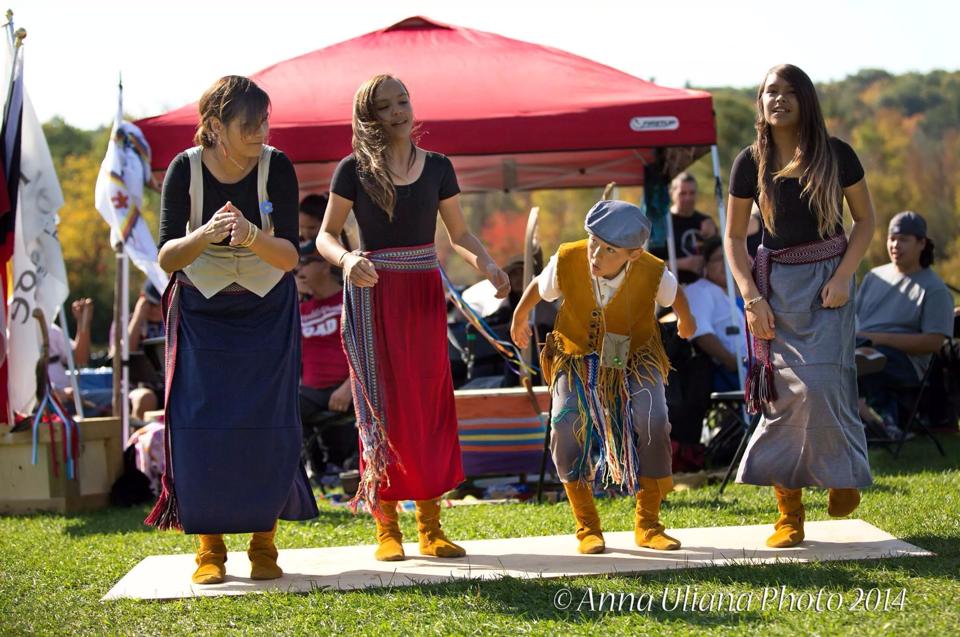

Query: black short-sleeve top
<box><xmin>158</xmin><ymin>148</ymin><xmax>300</xmax><ymax>250</ymax></box>
<box><xmin>728</xmin><ymin>137</ymin><xmax>864</xmax><ymax>249</ymax></box>
<box><xmin>330</xmin><ymin>151</ymin><xmax>460</xmax><ymax>251</ymax></box>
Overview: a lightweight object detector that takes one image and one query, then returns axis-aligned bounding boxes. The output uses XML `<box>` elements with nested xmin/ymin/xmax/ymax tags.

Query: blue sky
<box><xmin>13</xmin><ymin>0</ymin><xmax>960</xmax><ymax>129</ymax></box>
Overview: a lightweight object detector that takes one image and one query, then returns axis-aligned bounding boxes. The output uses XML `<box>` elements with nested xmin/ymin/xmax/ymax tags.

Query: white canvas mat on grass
<box><xmin>104</xmin><ymin>519</ymin><xmax>932</xmax><ymax>601</ymax></box>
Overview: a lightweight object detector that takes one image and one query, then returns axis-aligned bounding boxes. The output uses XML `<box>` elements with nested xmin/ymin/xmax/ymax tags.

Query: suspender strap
<box><xmin>257</xmin><ymin>145</ymin><xmax>274</xmax><ymax>235</ymax></box>
<box><xmin>186</xmin><ymin>147</ymin><xmax>203</xmax><ymax>233</ymax></box>
<box><xmin>186</xmin><ymin>145</ymin><xmax>276</xmax><ymax>236</ymax></box>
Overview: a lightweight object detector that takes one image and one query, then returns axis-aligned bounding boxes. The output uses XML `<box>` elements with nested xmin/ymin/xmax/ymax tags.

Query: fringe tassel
<box><xmin>144</xmin><ymin>473</ymin><xmax>182</xmax><ymax>531</ymax></box>
<box><xmin>745</xmin><ymin>359</ymin><xmax>777</xmax><ymax>414</ymax></box>
<box><xmin>348</xmin><ymin>413</ymin><xmax>399</xmax><ymax>521</ymax></box>
<box><xmin>144</xmin><ymin>404</ymin><xmax>181</xmax><ymax>531</ymax></box>
<box><xmin>560</xmin><ymin>347</ymin><xmax>658</xmax><ymax>494</ymax></box>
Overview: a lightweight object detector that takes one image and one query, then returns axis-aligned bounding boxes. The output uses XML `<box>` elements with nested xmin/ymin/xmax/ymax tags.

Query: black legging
<box><xmin>299</xmin><ymin>385</ymin><xmax>359</xmax><ymax>468</ymax></box>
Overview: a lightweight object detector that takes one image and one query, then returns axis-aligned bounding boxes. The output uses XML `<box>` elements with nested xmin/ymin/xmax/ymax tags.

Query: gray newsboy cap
<box><xmin>584</xmin><ymin>200</ymin><xmax>651</xmax><ymax>249</ymax></box>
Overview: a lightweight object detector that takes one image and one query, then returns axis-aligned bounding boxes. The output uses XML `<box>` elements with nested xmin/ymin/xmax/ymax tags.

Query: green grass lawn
<box><xmin>1</xmin><ymin>434</ymin><xmax>957</xmax><ymax>636</ymax></box>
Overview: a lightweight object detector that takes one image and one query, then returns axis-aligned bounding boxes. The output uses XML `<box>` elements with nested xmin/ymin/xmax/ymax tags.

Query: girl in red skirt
<box><xmin>316</xmin><ymin>74</ymin><xmax>509</xmax><ymax>561</ymax></box>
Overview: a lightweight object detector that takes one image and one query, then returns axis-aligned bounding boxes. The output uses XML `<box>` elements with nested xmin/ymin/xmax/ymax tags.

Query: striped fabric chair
<box><xmin>454</xmin><ymin>387</ymin><xmax>553</xmax><ymax>478</ymax></box>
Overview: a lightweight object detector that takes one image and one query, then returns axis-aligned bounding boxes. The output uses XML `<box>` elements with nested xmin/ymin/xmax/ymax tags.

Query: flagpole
<box><xmin>2</xmin><ymin>22</ymin><xmax>24</xmax><ymax>124</ymax></box>
<box><xmin>112</xmin><ymin>246</ymin><xmax>122</xmax><ymax>416</ymax></box>
<box><xmin>2</xmin><ymin>19</ymin><xmax>23</xmax><ymax>171</ymax></box>
<box><xmin>118</xmin><ymin>74</ymin><xmax>130</xmax><ymax>440</ymax></box>
<box><xmin>121</xmin><ymin>252</ymin><xmax>130</xmax><ymax>439</ymax></box>
<box><xmin>711</xmin><ymin>145</ymin><xmax>747</xmax><ymax>394</ymax></box>
<box><xmin>109</xmin><ymin>74</ymin><xmax>130</xmax><ymax>440</ymax></box>
<box><xmin>1</xmin><ymin>12</ymin><xmax>11</xmax><ymax>428</ymax></box>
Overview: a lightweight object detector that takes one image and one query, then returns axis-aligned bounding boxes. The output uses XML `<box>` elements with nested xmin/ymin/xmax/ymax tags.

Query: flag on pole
<box><xmin>1</xmin><ymin>28</ymin><xmax>25</xmax><ymax>420</ymax></box>
<box><xmin>0</xmin><ymin>25</ymin><xmax>22</xmax><ymax>259</ymax></box>
<box><xmin>0</xmin><ymin>27</ymin><xmax>23</xmax><ymax>400</ymax></box>
<box><xmin>6</xmin><ymin>88</ymin><xmax>68</xmax><ymax>415</ymax></box>
<box><xmin>94</xmin><ymin>117</ymin><xmax>167</xmax><ymax>293</ymax></box>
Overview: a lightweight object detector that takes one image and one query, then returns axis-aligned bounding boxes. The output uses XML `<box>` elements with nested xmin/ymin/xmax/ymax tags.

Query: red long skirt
<box><xmin>363</xmin><ymin>266</ymin><xmax>463</xmax><ymax>500</ymax></box>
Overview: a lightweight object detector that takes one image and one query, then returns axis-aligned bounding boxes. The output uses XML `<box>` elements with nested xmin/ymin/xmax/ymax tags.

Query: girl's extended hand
<box><xmin>820</xmin><ymin>275</ymin><xmax>851</xmax><ymax>308</ymax></box>
<box><xmin>343</xmin><ymin>252</ymin><xmax>379</xmax><ymax>288</ymax></box>
<box><xmin>486</xmin><ymin>262</ymin><xmax>510</xmax><ymax>299</ymax></box>
<box><xmin>747</xmin><ymin>298</ymin><xmax>776</xmax><ymax>340</ymax></box>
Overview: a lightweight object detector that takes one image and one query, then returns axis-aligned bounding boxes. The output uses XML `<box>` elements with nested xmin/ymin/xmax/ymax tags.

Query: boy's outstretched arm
<box><xmin>671</xmin><ymin>286</ymin><xmax>697</xmax><ymax>340</ymax></box>
<box><xmin>510</xmin><ymin>279</ymin><xmax>543</xmax><ymax>349</ymax></box>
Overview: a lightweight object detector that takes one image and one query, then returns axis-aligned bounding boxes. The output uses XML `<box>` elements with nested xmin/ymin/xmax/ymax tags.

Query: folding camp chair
<box><xmin>708</xmin><ymin>390</ymin><xmax>762</xmax><ymax>495</ymax></box>
<box><xmin>892</xmin><ymin>362</ymin><xmax>947</xmax><ymax>458</ymax></box>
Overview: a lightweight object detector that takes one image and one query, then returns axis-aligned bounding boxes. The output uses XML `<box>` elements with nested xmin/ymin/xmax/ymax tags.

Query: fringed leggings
<box><xmin>550</xmin><ymin>369</ymin><xmax>672</xmax><ymax>489</ymax></box>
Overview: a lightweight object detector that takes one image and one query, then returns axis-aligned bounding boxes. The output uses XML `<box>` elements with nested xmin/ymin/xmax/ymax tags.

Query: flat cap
<box><xmin>584</xmin><ymin>200</ymin><xmax>651</xmax><ymax>249</ymax></box>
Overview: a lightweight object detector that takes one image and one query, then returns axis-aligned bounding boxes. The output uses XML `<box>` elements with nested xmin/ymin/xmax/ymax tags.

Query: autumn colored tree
<box><xmin>45</xmin><ymin>121</ymin><xmax>162</xmax><ymax>350</ymax></box>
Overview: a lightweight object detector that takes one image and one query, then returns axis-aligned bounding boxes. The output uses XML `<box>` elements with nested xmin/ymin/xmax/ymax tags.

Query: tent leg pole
<box><xmin>711</xmin><ymin>145</ymin><xmax>747</xmax><ymax>395</ymax></box>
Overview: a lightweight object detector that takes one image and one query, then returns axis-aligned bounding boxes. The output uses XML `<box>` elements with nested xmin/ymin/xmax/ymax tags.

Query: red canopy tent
<box><xmin>135</xmin><ymin>18</ymin><xmax>746</xmax><ymax>462</ymax></box>
<box><xmin>137</xmin><ymin>16</ymin><xmax>716</xmax><ymax>192</ymax></box>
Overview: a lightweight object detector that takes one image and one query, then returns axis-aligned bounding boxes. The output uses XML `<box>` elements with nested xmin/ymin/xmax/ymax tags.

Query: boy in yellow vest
<box><xmin>511</xmin><ymin>200</ymin><xmax>696</xmax><ymax>554</ymax></box>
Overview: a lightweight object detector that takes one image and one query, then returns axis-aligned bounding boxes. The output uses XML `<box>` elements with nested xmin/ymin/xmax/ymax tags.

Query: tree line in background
<box><xmin>44</xmin><ymin>69</ymin><xmax>959</xmax><ymax>347</ymax></box>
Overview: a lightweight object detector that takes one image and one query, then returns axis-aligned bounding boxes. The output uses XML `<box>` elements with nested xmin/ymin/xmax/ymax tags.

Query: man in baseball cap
<box><xmin>856</xmin><ymin>210</ymin><xmax>954</xmax><ymax>439</ymax></box>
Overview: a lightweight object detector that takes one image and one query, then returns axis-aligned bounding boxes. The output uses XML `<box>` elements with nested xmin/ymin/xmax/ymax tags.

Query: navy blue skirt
<box><xmin>164</xmin><ymin>274</ymin><xmax>317</xmax><ymax>534</ymax></box>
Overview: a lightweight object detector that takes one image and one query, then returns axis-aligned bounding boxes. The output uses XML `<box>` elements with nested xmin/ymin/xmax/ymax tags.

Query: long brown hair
<box><xmin>752</xmin><ymin>64</ymin><xmax>841</xmax><ymax>238</ymax></box>
<box><xmin>351</xmin><ymin>74</ymin><xmax>418</xmax><ymax>218</ymax></box>
<box><xmin>194</xmin><ymin>75</ymin><xmax>270</xmax><ymax>148</ymax></box>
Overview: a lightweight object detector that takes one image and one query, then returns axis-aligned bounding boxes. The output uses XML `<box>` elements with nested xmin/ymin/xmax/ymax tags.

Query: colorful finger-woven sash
<box><xmin>746</xmin><ymin>233</ymin><xmax>848</xmax><ymax>413</ymax></box>
<box><xmin>341</xmin><ymin>244</ymin><xmax>439</xmax><ymax>518</ymax></box>
<box><xmin>145</xmin><ymin>276</ymin><xmax>184</xmax><ymax>530</ymax></box>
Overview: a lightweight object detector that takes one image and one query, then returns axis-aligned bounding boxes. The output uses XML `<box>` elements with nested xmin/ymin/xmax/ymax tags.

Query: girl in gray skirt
<box><xmin>723</xmin><ymin>64</ymin><xmax>877</xmax><ymax>548</ymax></box>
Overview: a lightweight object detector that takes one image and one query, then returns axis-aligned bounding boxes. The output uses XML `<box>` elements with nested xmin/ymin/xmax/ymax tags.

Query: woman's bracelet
<box><xmin>744</xmin><ymin>295</ymin><xmax>765</xmax><ymax>311</ymax></box>
<box><xmin>337</xmin><ymin>251</ymin><xmax>350</xmax><ymax>266</ymax></box>
<box><xmin>238</xmin><ymin>224</ymin><xmax>258</xmax><ymax>248</ymax></box>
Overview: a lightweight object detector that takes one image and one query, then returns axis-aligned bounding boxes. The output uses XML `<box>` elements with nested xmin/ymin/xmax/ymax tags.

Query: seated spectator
<box><xmin>48</xmin><ymin>298</ymin><xmax>93</xmax><ymax>406</ymax></box>
<box><xmin>111</xmin><ymin>282</ymin><xmax>165</xmax><ymax>421</ymax></box>
<box><xmin>462</xmin><ymin>252</ymin><xmax>549</xmax><ymax>325</ymax></box>
<box><xmin>664</xmin><ymin>238</ymin><xmax>746</xmax><ymax>471</ymax></box>
<box><xmin>685</xmin><ymin>237</ymin><xmax>747</xmax><ymax>392</ymax></box>
<box><xmin>128</xmin><ymin>282</ymin><xmax>165</xmax><ymax>351</ymax></box>
<box><xmin>126</xmin><ymin>420</ymin><xmax>166</xmax><ymax>497</ymax></box>
<box><xmin>856</xmin><ymin>211</ymin><xmax>954</xmax><ymax>437</ymax></box>
<box><xmin>460</xmin><ymin>252</ymin><xmax>556</xmax><ymax>387</ymax></box>
<box><xmin>299</xmin><ymin>193</ymin><xmax>329</xmax><ymax>243</ymax></box>
<box><xmin>659</xmin><ymin>306</ymin><xmax>712</xmax><ymax>472</ymax></box>
<box><xmin>650</xmin><ymin>172</ymin><xmax>718</xmax><ymax>284</ymax></box>
<box><xmin>295</xmin><ymin>241</ymin><xmax>358</xmax><ymax>482</ymax></box>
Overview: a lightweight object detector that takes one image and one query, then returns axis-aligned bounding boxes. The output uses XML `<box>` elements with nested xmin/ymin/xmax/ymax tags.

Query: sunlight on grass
<box><xmin>1</xmin><ymin>436</ymin><xmax>957</xmax><ymax>635</ymax></box>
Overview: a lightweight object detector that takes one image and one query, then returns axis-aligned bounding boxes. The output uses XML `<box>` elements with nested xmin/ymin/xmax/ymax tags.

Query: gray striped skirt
<box><xmin>736</xmin><ymin>256</ymin><xmax>873</xmax><ymax>489</ymax></box>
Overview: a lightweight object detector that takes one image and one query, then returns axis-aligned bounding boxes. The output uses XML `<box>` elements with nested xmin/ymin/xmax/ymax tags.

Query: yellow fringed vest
<box><xmin>540</xmin><ymin>239</ymin><xmax>671</xmax><ymax>386</ymax></box>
